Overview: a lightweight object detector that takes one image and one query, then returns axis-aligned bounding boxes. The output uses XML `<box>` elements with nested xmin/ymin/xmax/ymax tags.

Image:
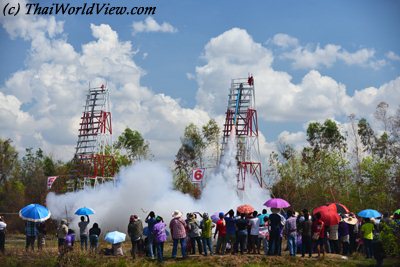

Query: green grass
<box><xmin>1</xmin><ymin>235</ymin><xmax>399</xmax><ymax>267</ymax></box>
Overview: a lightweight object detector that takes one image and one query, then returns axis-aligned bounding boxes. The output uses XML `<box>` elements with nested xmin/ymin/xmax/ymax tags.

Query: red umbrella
<box><xmin>313</xmin><ymin>205</ymin><xmax>340</xmax><ymax>226</ymax></box>
<box><xmin>327</xmin><ymin>203</ymin><xmax>350</xmax><ymax>214</ymax></box>
<box><xmin>237</xmin><ymin>204</ymin><xmax>254</xmax><ymax>214</ymax></box>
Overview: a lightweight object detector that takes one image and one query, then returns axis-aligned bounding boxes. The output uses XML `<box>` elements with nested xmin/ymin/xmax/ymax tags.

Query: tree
<box><xmin>0</xmin><ymin>138</ymin><xmax>18</xmax><ymax>184</ymax></box>
<box><xmin>306</xmin><ymin>119</ymin><xmax>346</xmax><ymax>153</ymax></box>
<box><xmin>374</xmin><ymin>101</ymin><xmax>390</xmax><ymax>132</ymax></box>
<box><xmin>114</xmin><ymin>128</ymin><xmax>151</xmax><ymax>162</ymax></box>
<box><xmin>202</xmin><ymin>119</ymin><xmax>220</xmax><ymax>164</ymax></box>
<box><xmin>173</xmin><ymin>120</ymin><xmax>220</xmax><ymax>197</ymax></box>
<box><xmin>20</xmin><ymin>148</ymin><xmax>47</xmax><ymax>204</ymax></box>
<box><xmin>357</xmin><ymin>118</ymin><xmax>375</xmax><ymax>153</ymax></box>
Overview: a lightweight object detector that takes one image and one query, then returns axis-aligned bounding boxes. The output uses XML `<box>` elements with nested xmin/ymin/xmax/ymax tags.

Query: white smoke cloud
<box><xmin>47</xmin><ymin>137</ymin><xmax>269</xmax><ymax>235</ymax></box>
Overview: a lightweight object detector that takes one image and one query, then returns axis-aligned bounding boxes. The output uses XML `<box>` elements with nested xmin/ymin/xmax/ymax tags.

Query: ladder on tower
<box><xmin>220</xmin><ymin>77</ymin><xmax>264</xmax><ymax>190</ymax></box>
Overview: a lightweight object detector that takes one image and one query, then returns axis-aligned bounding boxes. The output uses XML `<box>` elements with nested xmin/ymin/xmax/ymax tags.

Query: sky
<box><xmin>0</xmin><ymin>0</ymin><xmax>399</xmax><ymax>167</ymax></box>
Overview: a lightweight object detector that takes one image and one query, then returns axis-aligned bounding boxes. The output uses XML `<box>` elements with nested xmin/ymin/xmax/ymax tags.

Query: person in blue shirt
<box><xmin>224</xmin><ymin>209</ymin><xmax>237</xmax><ymax>254</ymax></box>
<box><xmin>25</xmin><ymin>221</ymin><xmax>38</xmax><ymax>252</ymax></box>
<box><xmin>145</xmin><ymin>211</ymin><xmax>157</xmax><ymax>259</ymax></box>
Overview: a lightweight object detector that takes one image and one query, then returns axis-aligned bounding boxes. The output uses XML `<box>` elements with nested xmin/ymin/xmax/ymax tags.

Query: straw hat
<box><xmin>172</xmin><ymin>210</ymin><xmax>183</xmax><ymax>219</ymax></box>
<box><xmin>344</xmin><ymin>217</ymin><xmax>357</xmax><ymax>225</ymax></box>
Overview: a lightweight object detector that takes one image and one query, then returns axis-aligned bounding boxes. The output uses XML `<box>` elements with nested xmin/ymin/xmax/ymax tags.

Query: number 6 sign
<box><xmin>192</xmin><ymin>168</ymin><xmax>205</xmax><ymax>183</ymax></box>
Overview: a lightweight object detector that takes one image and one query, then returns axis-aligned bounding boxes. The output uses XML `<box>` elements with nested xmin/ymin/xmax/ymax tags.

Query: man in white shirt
<box><xmin>248</xmin><ymin>211</ymin><xmax>260</xmax><ymax>254</ymax></box>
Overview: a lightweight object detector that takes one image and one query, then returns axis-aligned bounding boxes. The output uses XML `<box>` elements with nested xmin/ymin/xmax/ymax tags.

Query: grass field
<box><xmin>0</xmin><ymin>234</ymin><xmax>399</xmax><ymax>267</ymax></box>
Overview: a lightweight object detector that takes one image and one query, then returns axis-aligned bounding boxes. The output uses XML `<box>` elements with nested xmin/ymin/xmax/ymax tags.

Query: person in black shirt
<box><xmin>89</xmin><ymin>223</ymin><xmax>101</xmax><ymax>253</ymax></box>
<box><xmin>268</xmin><ymin>208</ymin><xmax>282</xmax><ymax>255</ymax></box>
<box><xmin>236</xmin><ymin>213</ymin><xmax>248</xmax><ymax>254</ymax></box>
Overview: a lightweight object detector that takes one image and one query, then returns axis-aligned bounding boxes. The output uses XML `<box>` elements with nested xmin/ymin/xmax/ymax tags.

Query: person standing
<box><xmin>37</xmin><ymin>222</ymin><xmax>46</xmax><ymax>251</ymax></box>
<box><xmin>236</xmin><ymin>213</ymin><xmax>248</xmax><ymax>254</ymax></box>
<box><xmin>0</xmin><ymin>216</ymin><xmax>6</xmax><ymax>254</ymax></box>
<box><xmin>300</xmin><ymin>209</ymin><xmax>312</xmax><ymax>258</ymax></box>
<box><xmin>145</xmin><ymin>211</ymin><xmax>157</xmax><ymax>259</ymax></box>
<box><xmin>78</xmin><ymin>215</ymin><xmax>90</xmax><ymax>251</ymax></box>
<box><xmin>89</xmin><ymin>223</ymin><xmax>101</xmax><ymax>253</ymax></box>
<box><xmin>248</xmin><ymin>211</ymin><xmax>260</xmax><ymax>254</ymax></box>
<box><xmin>225</xmin><ymin>210</ymin><xmax>237</xmax><ymax>254</ymax></box>
<box><xmin>214</xmin><ymin>212</ymin><xmax>227</xmax><ymax>255</ymax></box>
<box><xmin>25</xmin><ymin>221</ymin><xmax>38</xmax><ymax>252</ymax></box>
<box><xmin>345</xmin><ymin>213</ymin><xmax>358</xmax><ymax>254</ymax></box>
<box><xmin>199</xmin><ymin>212</ymin><xmax>214</xmax><ymax>256</ymax></box>
<box><xmin>127</xmin><ymin>215</ymin><xmax>143</xmax><ymax>259</ymax></box>
<box><xmin>312</xmin><ymin>212</ymin><xmax>325</xmax><ymax>258</ymax></box>
<box><xmin>268</xmin><ymin>208</ymin><xmax>282</xmax><ymax>255</ymax></box>
<box><xmin>259</xmin><ymin>216</ymin><xmax>270</xmax><ymax>255</ymax></box>
<box><xmin>188</xmin><ymin>213</ymin><xmax>203</xmax><ymax>255</ymax></box>
<box><xmin>285</xmin><ymin>210</ymin><xmax>297</xmax><ymax>256</ymax></box>
<box><xmin>153</xmin><ymin>216</ymin><xmax>167</xmax><ymax>262</ymax></box>
<box><xmin>360</xmin><ymin>218</ymin><xmax>374</xmax><ymax>259</ymax></box>
<box><xmin>169</xmin><ymin>210</ymin><xmax>187</xmax><ymax>258</ymax></box>
<box><xmin>338</xmin><ymin>215</ymin><xmax>350</xmax><ymax>255</ymax></box>
<box><xmin>57</xmin><ymin>219</ymin><xmax>68</xmax><ymax>254</ymax></box>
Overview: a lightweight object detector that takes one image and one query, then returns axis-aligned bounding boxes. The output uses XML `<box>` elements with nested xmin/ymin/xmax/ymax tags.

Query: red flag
<box><xmin>47</xmin><ymin>176</ymin><xmax>58</xmax><ymax>189</ymax></box>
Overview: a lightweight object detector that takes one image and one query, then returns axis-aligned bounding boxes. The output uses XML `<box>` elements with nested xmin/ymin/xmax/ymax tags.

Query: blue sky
<box><xmin>0</xmin><ymin>0</ymin><xmax>399</xmax><ymax>163</ymax></box>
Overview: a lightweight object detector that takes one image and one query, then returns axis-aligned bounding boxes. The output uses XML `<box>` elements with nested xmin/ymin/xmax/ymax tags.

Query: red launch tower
<box><xmin>220</xmin><ymin>76</ymin><xmax>263</xmax><ymax>190</ymax></box>
<box><xmin>69</xmin><ymin>84</ymin><xmax>116</xmax><ymax>190</ymax></box>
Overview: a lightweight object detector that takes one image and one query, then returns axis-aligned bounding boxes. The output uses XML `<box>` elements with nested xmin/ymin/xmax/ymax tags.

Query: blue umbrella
<box><xmin>75</xmin><ymin>207</ymin><xmax>95</xmax><ymax>216</ymax></box>
<box><xmin>105</xmin><ymin>231</ymin><xmax>126</xmax><ymax>244</ymax></box>
<box><xmin>19</xmin><ymin>204</ymin><xmax>51</xmax><ymax>222</ymax></box>
<box><xmin>358</xmin><ymin>209</ymin><xmax>381</xmax><ymax>218</ymax></box>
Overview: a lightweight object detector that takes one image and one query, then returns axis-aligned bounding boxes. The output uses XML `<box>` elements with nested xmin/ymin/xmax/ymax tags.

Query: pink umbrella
<box><xmin>264</xmin><ymin>198</ymin><xmax>290</xmax><ymax>209</ymax></box>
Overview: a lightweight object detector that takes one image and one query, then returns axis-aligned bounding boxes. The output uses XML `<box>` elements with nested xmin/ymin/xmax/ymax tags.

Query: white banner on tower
<box><xmin>192</xmin><ymin>168</ymin><xmax>205</xmax><ymax>183</ymax></box>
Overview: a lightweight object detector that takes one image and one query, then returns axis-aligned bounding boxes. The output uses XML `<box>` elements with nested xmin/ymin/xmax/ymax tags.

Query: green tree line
<box><xmin>269</xmin><ymin>102</ymin><xmax>400</xmax><ymax>213</ymax></box>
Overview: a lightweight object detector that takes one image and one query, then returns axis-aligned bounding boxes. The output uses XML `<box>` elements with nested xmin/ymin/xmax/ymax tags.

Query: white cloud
<box><xmin>270</xmin><ymin>33</ymin><xmax>299</xmax><ymax>48</ymax></box>
<box><xmin>0</xmin><ymin>14</ymin><xmax>204</xmax><ymax>163</ymax></box>
<box><xmin>132</xmin><ymin>17</ymin><xmax>177</xmax><ymax>35</ymax></box>
<box><xmin>272</xmin><ymin>34</ymin><xmax>385</xmax><ymax>70</ymax></box>
<box><xmin>277</xmin><ymin>131</ymin><xmax>307</xmax><ymax>150</ymax></box>
<box><xmin>386</xmin><ymin>51</ymin><xmax>400</xmax><ymax>61</ymax></box>
<box><xmin>1</xmin><ymin>12</ymin><xmax>398</xmax><ymax>167</ymax></box>
<box><xmin>284</xmin><ymin>44</ymin><xmax>341</xmax><ymax>69</ymax></box>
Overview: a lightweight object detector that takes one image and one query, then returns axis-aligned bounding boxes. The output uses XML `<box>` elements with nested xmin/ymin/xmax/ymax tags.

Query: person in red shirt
<box><xmin>214</xmin><ymin>212</ymin><xmax>227</xmax><ymax>255</ymax></box>
<box><xmin>312</xmin><ymin>212</ymin><xmax>325</xmax><ymax>258</ymax></box>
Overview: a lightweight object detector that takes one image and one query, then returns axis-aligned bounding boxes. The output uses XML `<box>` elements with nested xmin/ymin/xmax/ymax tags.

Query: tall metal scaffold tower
<box><xmin>220</xmin><ymin>76</ymin><xmax>263</xmax><ymax>190</ymax></box>
<box><xmin>69</xmin><ymin>84</ymin><xmax>116</xmax><ymax>190</ymax></box>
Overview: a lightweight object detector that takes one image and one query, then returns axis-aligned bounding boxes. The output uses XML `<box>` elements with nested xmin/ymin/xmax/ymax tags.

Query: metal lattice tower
<box><xmin>220</xmin><ymin>76</ymin><xmax>263</xmax><ymax>190</ymax></box>
<box><xmin>68</xmin><ymin>84</ymin><xmax>116</xmax><ymax>190</ymax></box>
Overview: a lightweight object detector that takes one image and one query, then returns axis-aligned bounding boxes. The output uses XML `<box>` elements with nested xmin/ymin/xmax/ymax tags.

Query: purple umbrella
<box><xmin>264</xmin><ymin>198</ymin><xmax>290</xmax><ymax>208</ymax></box>
<box><xmin>210</xmin><ymin>212</ymin><xmax>219</xmax><ymax>223</ymax></box>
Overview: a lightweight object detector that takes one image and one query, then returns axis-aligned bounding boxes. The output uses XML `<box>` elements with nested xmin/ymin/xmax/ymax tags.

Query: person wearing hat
<box><xmin>345</xmin><ymin>213</ymin><xmax>358</xmax><ymax>254</ymax></box>
<box><xmin>128</xmin><ymin>215</ymin><xmax>143</xmax><ymax>259</ymax></box>
<box><xmin>0</xmin><ymin>216</ymin><xmax>6</xmax><ymax>254</ymax></box>
<box><xmin>214</xmin><ymin>212</ymin><xmax>227</xmax><ymax>255</ymax></box>
<box><xmin>169</xmin><ymin>210</ymin><xmax>187</xmax><ymax>258</ymax></box>
<box><xmin>57</xmin><ymin>219</ymin><xmax>68</xmax><ymax>254</ymax></box>
<box><xmin>198</xmin><ymin>212</ymin><xmax>214</xmax><ymax>256</ymax></box>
